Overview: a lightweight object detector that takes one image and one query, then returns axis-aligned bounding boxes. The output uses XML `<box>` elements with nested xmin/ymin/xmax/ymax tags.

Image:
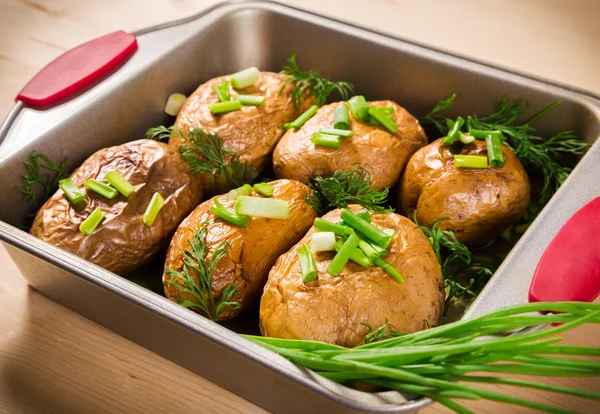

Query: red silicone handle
<box><xmin>529</xmin><ymin>196</ymin><xmax>600</xmax><ymax>303</ymax></box>
<box><xmin>15</xmin><ymin>30</ymin><xmax>137</xmax><ymax>108</ymax></box>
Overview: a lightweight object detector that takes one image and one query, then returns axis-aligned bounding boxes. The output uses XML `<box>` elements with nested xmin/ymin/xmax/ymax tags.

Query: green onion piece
<box><xmin>311</xmin><ymin>232</ymin><xmax>337</xmax><ymax>252</ymax></box>
<box><xmin>79</xmin><ymin>208</ymin><xmax>105</xmax><ymax>236</ymax></box>
<box><xmin>284</xmin><ymin>105</ymin><xmax>319</xmax><ymax>130</ymax></box>
<box><xmin>348</xmin><ymin>95</ymin><xmax>368</xmax><ymax>120</ymax></box>
<box><xmin>227</xmin><ymin>183</ymin><xmax>253</xmax><ymax>201</ymax></box>
<box><xmin>311</xmin><ymin>132</ymin><xmax>342</xmax><ymax>148</ymax></box>
<box><xmin>210</xmin><ymin>198</ymin><xmax>251</xmax><ymax>227</ymax></box>
<box><xmin>235</xmin><ymin>94</ymin><xmax>265</xmax><ymax>106</ymax></box>
<box><xmin>143</xmin><ymin>192</ymin><xmax>165</xmax><ymax>226</ymax></box>
<box><xmin>358</xmin><ymin>239</ymin><xmax>379</xmax><ymax>260</ymax></box>
<box><xmin>319</xmin><ymin>128</ymin><xmax>354</xmax><ymax>137</ymax></box>
<box><xmin>370</xmin><ymin>242</ymin><xmax>388</xmax><ymax>257</ymax></box>
<box><xmin>214</xmin><ymin>79</ymin><xmax>230</xmax><ymax>102</ymax></box>
<box><xmin>379</xmin><ymin>107</ymin><xmax>394</xmax><ymax>116</ymax></box>
<box><xmin>383</xmin><ymin>229</ymin><xmax>396</xmax><ymax>249</ymax></box>
<box><xmin>333</xmin><ymin>104</ymin><xmax>349</xmax><ymax>130</ymax></box>
<box><xmin>486</xmin><ymin>134</ymin><xmax>506</xmax><ymax>168</ymax></box>
<box><xmin>231</xmin><ymin>67</ymin><xmax>260</xmax><ymax>89</ymax></box>
<box><xmin>459</xmin><ymin>132</ymin><xmax>476</xmax><ymax>144</ymax></box>
<box><xmin>235</xmin><ymin>196</ymin><xmax>289</xmax><ymax>219</ymax></box>
<box><xmin>298</xmin><ymin>242</ymin><xmax>317</xmax><ymax>283</ymax></box>
<box><xmin>84</xmin><ymin>179</ymin><xmax>118</xmax><ymax>199</ymax></box>
<box><xmin>442</xmin><ymin>117</ymin><xmax>465</xmax><ymax>145</ymax></box>
<box><xmin>335</xmin><ymin>239</ymin><xmax>371</xmax><ymax>268</ymax></box>
<box><xmin>105</xmin><ymin>171</ymin><xmax>135</xmax><ymax>197</ymax></box>
<box><xmin>340</xmin><ymin>209</ymin><xmax>392</xmax><ymax>248</ymax></box>
<box><xmin>374</xmin><ymin>257</ymin><xmax>404</xmax><ymax>282</ymax></box>
<box><xmin>253</xmin><ymin>182</ymin><xmax>274</xmax><ymax>196</ymax></box>
<box><xmin>164</xmin><ymin>93</ymin><xmax>187</xmax><ymax>116</ymax></box>
<box><xmin>59</xmin><ymin>179</ymin><xmax>85</xmax><ymax>205</ymax></box>
<box><xmin>314</xmin><ymin>218</ymin><xmax>354</xmax><ymax>237</ymax></box>
<box><xmin>209</xmin><ymin>100</ymin><xmax>242</xmax><ymax>114</ymax></box>
<box><xmin>327</xmin><ymin>233</ymin><xmax>360</xmax><ymax>276</ymax></box>
<box><xmin>368</xmin><ymin>106</ymin><xmax>398</xmax><ymax>134</ymax></box>
<box><xmin>356</xmin><ymin>209</ymin><xmax>371</xmax><ymax>223</ymax></box>
<box><xmin>469</xmin><ymin>129</ymin><xmax>502</xmax><ymax>140</ymax></box>
<box><xmin>454</xmin><ymin>155</ymin><xmax>489</xmax><ymax>169</ymax></box>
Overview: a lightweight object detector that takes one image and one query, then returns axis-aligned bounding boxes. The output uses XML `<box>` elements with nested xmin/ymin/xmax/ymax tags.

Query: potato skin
<box><xmin>169</xmin><ymin>72</ymin><xmax>311</xmax><ymax>193</ymax></box>
<box><xmin>163</xmin><ymin>179</ymin><xmax>317</xmax><ymax>320</ymax></box>
<box><xmin>30</xmin><ymin>139</ymin><xmax>201</xmax><ymax>274</ymax></box>
<box><xmin>259</xmin><ymin>205</ymin><xmax>444</xmax><ymax>348</ymax></box>
<box><xmin>272</xmin><ymin>100</ymin><xmax>428</xmax><ymax>188</ymax></box>
<box><xmin>399</xmin><ymin>138</ymin><xmax>530</xmax><ymax>247</ymax></box>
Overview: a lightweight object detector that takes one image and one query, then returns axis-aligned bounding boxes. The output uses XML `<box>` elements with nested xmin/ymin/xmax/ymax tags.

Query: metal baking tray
<box><xmin>1</xmin><ymin>1</ymin><xmax>599</xmax><ymax>412</ymax></box>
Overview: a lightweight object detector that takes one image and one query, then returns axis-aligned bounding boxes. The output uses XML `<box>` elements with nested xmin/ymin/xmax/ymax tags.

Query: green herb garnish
<box><xmin>165</xmin><ymin>223</ymin><xmax>240</xmax><ymax>321</ymax></box>
<box><xmin>20</xmin><ymin>152</ymin><xmax>69</xmax><ymax>208</ymax></box>
<box><xmin>361</xmin><ymin>319</ymin><xmax>403</xmax><ymax>344</ymax></box>
<box><xmin>145</xmin><ymin>125</ymin><xmax>173</xmax><ymax>142</ymax></box>
<box><xmin>280</xmin><ymin>53</ymin><xmax>354</xmax><ymax>109</ymax></box>
<box><xmin>306</xmin><ymin>168</ymin><xmax>392</xmax><ymax>215</ymax></box>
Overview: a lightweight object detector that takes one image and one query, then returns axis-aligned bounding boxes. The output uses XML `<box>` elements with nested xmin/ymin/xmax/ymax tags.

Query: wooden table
<box><xmin>0</xmin><ymin>1</ymin><xmax>599</xmax><ymax>413</ymax></box>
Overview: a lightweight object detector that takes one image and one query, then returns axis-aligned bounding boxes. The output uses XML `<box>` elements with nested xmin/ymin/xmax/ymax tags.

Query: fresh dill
<box><xmin>146</xmin><ymin>125</ymin><xmax>173</xmax><ymax>142</ymax></box>
<box><xmin>20</xmin><ymin>152</ymin><xmax>69</xmax><ymax>208</ymax></box>
<box><xmin>165</xmin><ymin>223</ymin><xmax>240</xmax><ymax>321</ymax></box>
<box><xmin>361</xmin><ymin>319</ymin><xmax>404</xmax><ymax>344</ymax></box>
<box><xmin>280</xmin><ymin>53</ymin><xmax>355</xmax><ymax>109</ymax></box>
<box><xmin>177</xmin><ymin>127</ymin><xmax>257</xmax><ymax>189</ymax></box>
<box><xmin>443</xmin><ymin>278</ymin><xmax>476</xmax><ymax>316</ymax></box>
<box><xmin>305</xmin><ymin>168</ymin><xmax>393</xmax><ymax>215</ymax></box>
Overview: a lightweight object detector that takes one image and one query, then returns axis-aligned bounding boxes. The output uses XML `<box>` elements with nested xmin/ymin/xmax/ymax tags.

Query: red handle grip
<box><xmin>529</xmin><ymin>196</ymin><xmax>600</xmax><ymax>303</ymax></box>
<box><xmin>15</xmin><ymin>30</ymin><xmax>137</xmax><ymax>108</ymax></box>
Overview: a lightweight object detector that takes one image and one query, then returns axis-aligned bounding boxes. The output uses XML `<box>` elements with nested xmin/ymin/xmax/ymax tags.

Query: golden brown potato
<box><xmin>398</xmin><ymin>138</ymin><xmax>530</xmax><ymax>247</ymax></box>
<box><xmin>259</xmin><ymin>205</ymin><xmax>444</xmax><ymax>348</ymax></box>
<box><xmin>169</xmin><ymin>72</ymin><xmax>311</xmax><ymax>193</ymax></box>
<box><xmin>272</xmin><ymin>100</ymin><xmax>428</xmax><ymax>188</ymax></box>
<box><xmin>163</xmin><ymin>179</ymin><xmax>317</xmax><ymax>320</ymax></box>
<box><xmin>30</xmin><ymin>139</ymin><xmax>201</xmax><ymax>274</ymax></box>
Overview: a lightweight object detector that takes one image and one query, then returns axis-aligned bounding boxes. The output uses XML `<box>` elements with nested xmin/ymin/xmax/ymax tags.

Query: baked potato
<box><xmin>169</xmin><ymin>71</ymin><xmax>312</xmax><ymax>193</ymax></box>
<box><xmin>398</xmin><ymin>138</ymin><xmax>530</xmax><ymax>247</ymax></box>
<box><xmin>259</xmin><ymin>205</ymin><xmax>444</xmax><ymax>347</ymax></box>
<box><xmin>272</xmin><ymin>100</ymin><xmax>428</xmax><ymax>188</ymax></box>
<box><xmin>163</xmin><ymin>179</ymin><xmax>317</xmax><ymax>321</ymax></box>
<box><xmin>30</xmin><ymin>139</ymin><xmax>201</xmax><ymax>274</ymax></box>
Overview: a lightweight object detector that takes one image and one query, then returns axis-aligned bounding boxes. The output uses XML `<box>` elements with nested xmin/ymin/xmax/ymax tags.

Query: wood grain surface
<box><xmin>0</xmin><ymin>1</ymin><xmax>599</xmax><ymax>413</ymax></box>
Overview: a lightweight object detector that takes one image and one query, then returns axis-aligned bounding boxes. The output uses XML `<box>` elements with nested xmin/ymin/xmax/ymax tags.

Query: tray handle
<box><xmin>15</xmin><ymin>30</ymin><xmax>138</xmax><ymax>108</ymax></box>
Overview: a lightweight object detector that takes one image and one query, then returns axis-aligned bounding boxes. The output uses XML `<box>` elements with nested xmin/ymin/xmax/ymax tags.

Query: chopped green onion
<box><xmin>459</xmin><ymin>132</ymin><xmax>476</xmax><ymax>144</ymax></box>
<box><xmin>84</xmin><ymin>179</ymin><xmax>118</xmax><ymax>199</ymax></box>
<box><xmin>486</xmin><ymin>134</ymin><xmax>506</xmax><ymax>168</ymax></box>
<box><xmin>368</xmin><ymin>106</ymin><xmax>398</xmax><ymax>134</ymax></box>
<box><xmin>383</xmin><ymin>229</ymin><xmax>396</xmax><ymax>249</ymax></box>
<box><xmin>314</xmin><ymin>218</ymin><xmax>354</xmax><ymax>237</ymax></box>
<box><xmin>214</xmin><ymin>79</ymin><xmax>230</xmax><ymax>102</ymax></box>
<box><xmin>442</xmin><ymin>117</ymin><xmax>465</xmax><ymax>145</ymax></box>
<box><xmin>209</xmin><ymin>100</ymin><xmax>242</xmax><ymax>114</ymax></box>
<box><xmin>469</xmin><ymin>129</ymin><xmax>502</xmax><ymax>140</ymax></box>
<box><xmin>210</xmin><ymin>198</ymin><xmax>251</xmax><ymax>227</ymax></box>
<box><xmin>284</xmin><ymin>105</ymin><xmax>319</xmax><ymax>130</ymax></box>
<box><xmin>105</xmin><ymin>171</ymin><xmax>134</xmax><ymax>197</ymax></box>
<box><xmin>365</xmin><ymin>106</ymin><xmax>394</xmax><ymax>125</ymax></box>
<box><xmin>358</xmin><ymin>239</ymin><xmax>379</xmax><ymax>260</ymax></box>
<box><xmin>348</xmin><ymin>95</ymin><xmax>368</xmax><ymax>120</ymax></box>
<box><xmin>335</xmin><ymin>239</ymin><xmax>371</xmax><ymax>268</ymax></box>
<box><xmin>374</xmin><ymin>257</ymin><xmax>405</xmax><ymax>283</ymax></box>
<box><xmin>143</xmin><ymin>192</ymin><xmax>165</xmax><ymax>226</ymax></box>
<box><xmin>79</xmin><ymin>208</ymin><xmax>105</xmax><ymax>236</ymax></box>
<box><xmin>333</xmin><ymin>104</ymin><xmax>349</xmax><ymax>130</ymax></box>
<box><xmin>311</xmin><ymin>231</ymin><xmax>337</xmax><ymax>252</ymax></box>
<box><xmin>164</xmin><ymin>93</ymin><xmax>187</xmax><ymax>116</ymax></box>
<box><xmin>340</xmin><ymin>209</ymin><xmax>392</xmax><ymax>248</ymax></box>
<box><xmin>327</xmin><ymin>233</ymin><xmax>360</xmax><ymax>276</ymax></box>
<box><xmin>231</xmin><ymin>67</ymin><xmax>260</xmax><ymax>89</ymax></box>
<box><xmin>454</xmin><ymin>154</ymin><xmax>489</xmax><ymax>169</ymax></box>
<box><xmin>253</xmin><ymin>182</ymin><xmax>274</xmax><ymax>196</ymax></box>
<box><xmin>311</xmin><ymin>132</ymin><xmax>342</xmax><ymax>148</ymax></box>
<box><xmin>227</xmin><ymin>184</ymin><xmax>253</xmax><ymax>201</ymax></box>
<box><xmin>235</xmin><ymin>196</ymin><xmax>289</xmax><ymax>219</ymax></box>
<box><xmin>370</xmin><ymin>242</ymin><xmax>388</xmax><ymax>257</ymax></box>
<box><xmin>235</xmin><ymin>94</ymin><xmax>265</xmax><ymax>106</ymax></box>
<box><xmin>298</xmin><ymin>242</ymin><xmax>317</xmax><ymax>283</ymax></box>
<box><xmin>319</xmin><ymin>128</ymin><xmax>354</xmax><ymax>137</ymax></box>
<box><xmin>356</xmin><ymin>209</ymin><xmax>371</xmax><ymax>223</ymax></box>
<box><xmin>59</xmin><ymin>179</ymin><xmax>85</xmax><ymax>205</ymax></box>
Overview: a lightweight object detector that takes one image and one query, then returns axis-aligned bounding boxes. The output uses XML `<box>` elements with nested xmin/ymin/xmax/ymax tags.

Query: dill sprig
<box><xmin>145</xmin><ymin>125</ymin><xmax>173</xmax><ymax>142</ymax></box>
<box><xmin>280</xmin><ymin>53</ymin><xmax>355</xmax><ymax>109</ymax></box>
<box><xmin>305</xmin><ymin>168</ymin><xmax>392</xmax><ymax>215</ymax></box>
<box><xmin>165</xmin><ymin>223</ymin><xmax>240</xmax><ymax>321</ymax></box>
<box><xmin>177</xmin><ymin>127</ymin><xmax>257</xmax><ymax>189</ymax></box>
<box><xmin>20</xmin><ymin>152</ymin><xmax>69</xmax><ymax>208</ymax></box>
<box><xmin>421</xmin><ymin>94</ymin><xmax>589</xmax><ymax>208</ymax></box>
<box><xmin>361</xmin><ymin>319</ymin><xmax>404</xmax><ymax>344</ymax></box>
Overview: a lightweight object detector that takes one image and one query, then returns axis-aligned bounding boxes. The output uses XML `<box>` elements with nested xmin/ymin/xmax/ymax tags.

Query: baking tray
<box><xmin>1</xmin><ymin>1</ymin><xmax>599</xmax><ymax>413</ymax></box>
